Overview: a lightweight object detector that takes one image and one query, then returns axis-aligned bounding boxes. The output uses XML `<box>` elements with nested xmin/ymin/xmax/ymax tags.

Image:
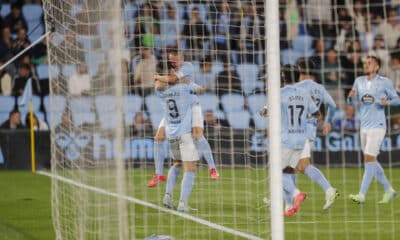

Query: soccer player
<box><xmin>154</xmin><ymin>79</ymin><xmax>206</xmax><ymax>211</ymax></box>
<box><xmin>261</xmin><ymin>65</ymin><xmax>319</xmax><ymax>216</ymax></box>
<box><xmin>147</xmin><ymin>50</ymin><xmax>219</xmax><ymax>188</ymax></box>
<box><xmin>348</xmin><ymin>56</ymin><xmax>398</xmax><ymax>204</ymax></box>
<box><xmin>294</xmin><ymin>59</ymin><xmax>340</xmax><ymax>210</ymax></box>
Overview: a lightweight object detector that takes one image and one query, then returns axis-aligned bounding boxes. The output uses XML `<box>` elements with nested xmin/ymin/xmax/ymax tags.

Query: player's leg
<box><xmin>147</xmin><ymin>119</ymin><xmax>167</xmax><ymax>187</ymax></box>
<box><xmin>282</xmin><ymin>150</ymin><xmax>306</xmax><ymax>217</ymax></box>
<box><xmin>191</xmin><ymin>104</ymin><xmax>219</xmax><ymax>179</ymax></box>
<box><xmin>163</xmin><ymin>160</ymin><xmax>182</xmax><ymax>209</ymax></box>
<box><xmin>177</xmin><ymin>133</ymin><xmax>199</xmax><ymax>211</ymax></box>
<box><xmin>297</xmin><ymin>140</ymin><xmax>339</xmax><ymax>210</ymax></box>
<box><xmin>350</xmin><ymin>129</ymin><xmax>396</xmax><ymax>203</ymax></box>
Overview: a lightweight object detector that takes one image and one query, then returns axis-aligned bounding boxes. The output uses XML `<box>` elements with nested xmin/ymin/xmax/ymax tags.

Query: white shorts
<box><xmin>299</xmin><ymin>140</ymin><xmax>312</xmax><ymax>159</ymax></box>
<box><xmin>168</xmin><ymin>133</ymin><xmax>199</xmax><ymax>162</ymax></box>
<box><xmin>158</xmin><ymin>104</ymin><xmax>204</xmax><ymax>129</ymax></box>
<box><xmin>360</xmin><ymin>128</ymin><xmax>386</xmax><ymax>157</ymax></box>
<box><xmin>281</xmin><ymin>148</ymin><xmax>302</xmax><ymax>169</ymax></box>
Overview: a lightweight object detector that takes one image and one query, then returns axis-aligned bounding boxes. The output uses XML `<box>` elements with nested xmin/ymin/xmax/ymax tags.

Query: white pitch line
<box><xmin>286</xmin><ymin>220</ymin><xmax>400</xmax><ymax>224</ymax></box>
<box><xmin>37</xmin><ymin>171</ymin><xmax>263</xmax><ymax>240</ymax></box>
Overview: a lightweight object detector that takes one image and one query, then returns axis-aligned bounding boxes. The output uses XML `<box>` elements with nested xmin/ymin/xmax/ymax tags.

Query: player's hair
<box><xmin>297</xmin><ymin>58</ymin><xmax>315</xmax><ymax>76</ymax></box>
<box><xmin>366</xmin><ymin>55</ymin><xmax>381</xmax><ymax>71</ymax></box>
<box><xmin>281</xmin><ymin>64</ymin><xmax>300</xmax><ymax>86</ymax></box>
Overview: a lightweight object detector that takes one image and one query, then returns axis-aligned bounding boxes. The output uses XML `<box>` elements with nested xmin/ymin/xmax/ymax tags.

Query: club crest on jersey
<box><xmin>361</xmin><ymin>94</ymin><xmax>374</xmax><ymax>104</ymax></box>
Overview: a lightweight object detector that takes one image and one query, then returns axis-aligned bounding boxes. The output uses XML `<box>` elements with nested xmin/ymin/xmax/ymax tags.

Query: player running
<box><xmin>261</xmin><ymin>65</ymin><xmax>319</xmax><ymax>216</ymax></box>
<box><xmin>348</xmin><ymin>56</ymin><xmax>398</xmax><ymax>204</ymax></box>
<box><xmin>147</xmin><ymin>49</ymin><xmax>219</xmax><ymax>188</ymax></box>
<box><xmin>293</xmin><ymin>59</ymin><xmax>340</xmax><ymax>210</ymax></box>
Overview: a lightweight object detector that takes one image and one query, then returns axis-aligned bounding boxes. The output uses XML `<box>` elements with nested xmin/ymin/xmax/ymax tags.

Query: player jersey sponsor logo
<box><xmin>361</xmin><ymin>94</ymin><xmax>374</xmax><ymax>104</ymax></box>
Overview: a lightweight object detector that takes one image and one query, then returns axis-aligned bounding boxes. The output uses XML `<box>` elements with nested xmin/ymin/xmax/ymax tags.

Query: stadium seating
<box><xmin>236</xmin><ymin>64</ymin><xmax>263</xmax><ymax>94</ymax></box>
<box><xmin>247</xmin><ymin>94</ymin><xmax>267</xmax><ymax>114</ymax></box>
<box><xmin>253</xmin><ymin>113</ymin><xmax>268</xmax><ymax>130</ymax></box>
<box><xmin>70</xmin><ymin>97</ymin><xmax>93</xmax><ymax>113</ymax></box>
<box><xmin>76</xmin><ymin>35</ymin><xmax>100</xmax><ymax>51</ymax></box>
<box><xmin>98</xmin><ymin>113</ymin><xmax>117</xmax><ymax>130</ymax></box>
<box><xmin>0</xmin><ymin>4</ymin><xmax>10</xmax><ymax>17</ymax></box>
<box><xmin>0</xmin><ymin>96</ymin><xmax>15</xmax><ymax>114</ymax></box>
<box><xmin>72</xmin><ymin>112</ymin><xmax>96</xmax><ymax>126</ymax></box>
<box><xmin>61</xmin><ymin>64</ymin><xmax>77</xmax><ymax>78</ymax></box>
<box><xmin>220</xmin><ymin>93</ymin><xmax>245</xmax><ymax>113</ymax></box>
<box><xmin>145</xmin><ymin>94</ymin><xmax>163</xmax><ymax>115</ymax></box>
<box><xmin>36</xmin><ymin>64</ymin><xmax>60</xmax><ymax>80</ymax></box>
<box><xmin>280</xmin><ymin>49</ymin><xmax>304</xmax><ymax>65</ymax></box>
<box><xmin>84</xmin><ymin>52</ymin><xmax>106</xmax><ymax>76</ymax></box>
<box><xmin>197</xmin><ymin>93</ymin><xmax>224</xmax><ymax>119</ymax></box>
<box><xmin>226</xmin><ymin>110</ymin><xmax>251</xmax><ymax>129</ymax></box>
<box><xmin>43</xmin><ymin>95</ymin><xmax>67</xmax><ymax>127</ymax></box>
<box><xmin>122</xmin><ymin>95</ymin><xmax>143</xmax><ymax>115</ymax></box>
<box><xmin>95</xmin><ymin>95</ymin><xmax>116</xmax><ymax>113</ymax></box>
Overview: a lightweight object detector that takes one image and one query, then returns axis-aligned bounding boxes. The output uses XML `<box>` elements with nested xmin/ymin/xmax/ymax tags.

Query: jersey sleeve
<box><xmin>322</xmin><ymin>88</ymin><xmax>337</xmax><ymax>123</ymax></box>
<box><xmin>175</xmin><ymin>63</ymin><xmax>194</xmax><ymax>80</ymax></box>
<box><xmin>384</xmin><ymin>79</ymin><xmax>400</xmax><ymax>105</ymax></box>
<box><xmin>187</xmin><ymin>82</ymin><xmax>201</xmax><ymax>93</ymax></box>
<box><xmin>307</xmin><ymin>93</ymin><xmax>319</xmax><ymax>115</ymax></box>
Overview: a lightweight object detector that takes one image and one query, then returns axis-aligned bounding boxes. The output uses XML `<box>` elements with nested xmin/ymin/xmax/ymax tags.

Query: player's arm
<box><xmin>154</xmin><ymin>72</ymin><xmax>179</xmax><ymax>84</ymax></box>
<box><xmin>380</xmin><ymin>80</ymin><xmax>400</xmax><ymax>106</ymax></box>
<box><xmin>347</xmin><ymin>79</ymin><xmax>358</xmax><ymax>104</ymax></box>
<box><xmin>154</xmin><ymin>80</ymin><xmax>168</xmax><ymax>91</ymax></box>
<box><xmin>322</xmin><ymin>89</ymin><xmax>337</xmax><ymax>135</ymax></box>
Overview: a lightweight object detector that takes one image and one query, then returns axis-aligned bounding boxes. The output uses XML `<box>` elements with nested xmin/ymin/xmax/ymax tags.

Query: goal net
<box><xmin>42</xmin><ymin>0</ymin><xmax>400</xmax><ymax>239</ymax></box>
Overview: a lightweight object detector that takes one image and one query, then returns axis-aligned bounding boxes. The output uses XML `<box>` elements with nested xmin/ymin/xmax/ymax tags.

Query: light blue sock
<box><xmin>195</xmin><ymin>136</ymin><xmax>216</xmax><ymax>169</ymax></box>
<box><xmin>180</xmin><ymin>171</ymin><xmax>195</xmax><ymax>203</ymax></box>
<box><xmin>154</xmin><ymin>141</ymin><xmax>165</xmax><ymax>176</ymax></box>
<box><xmin>375</xmin><ymin>162</ymin><xmax>391</xmax><ymax>191</ymax></box>
<box><xmin>360</xmin><ymin>162</ymin><xmax>377</xmax><ymax>195</ymax></box>
<box><xmin>304</xmin><ymin>165</ymin><xmax>331</xmax><ymax>192</ymax></box>
<box><xmin>165</xmin><ymin>166</ymin><xmax>180</xmax><ymax>196</ymax></box>
<box><xmin>283</xmin><ymin>188</ymin><xmax>293</xmax><ymax>207</ymax></box>
<box><xmin>282</xmin><ymin>173</ymin><xmax>296</xmax><ymax>199</ymax></box>
<box><xmin>291</xmin><ymin>174</ymin><xmax>298</xmax><ymax>185</ymax></box>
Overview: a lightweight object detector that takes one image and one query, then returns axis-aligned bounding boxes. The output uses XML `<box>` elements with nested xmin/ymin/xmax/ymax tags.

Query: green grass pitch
<box><xmin>0</xmin><ymin>168</ymin><xmax>399</xmax><ymax>239</ymax></box>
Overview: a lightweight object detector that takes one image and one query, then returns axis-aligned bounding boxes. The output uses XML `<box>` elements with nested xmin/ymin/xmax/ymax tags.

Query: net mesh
<box><xmin>42</xmin><ymin>0</ymin><xmax>400</xmax><ymax>239</ymax></box>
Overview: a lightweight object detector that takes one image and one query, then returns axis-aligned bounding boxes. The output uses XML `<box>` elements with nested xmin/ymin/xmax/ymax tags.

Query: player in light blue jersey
<box><xmin>348</xmin><ymin>56</ymin><xmax>399</xmax><ymax>204</ymax></box>
<box><xmin>294</xmin><ymin>59</ymin><xmax>340</xmax><ymax>210</ymax></box>
<box><xmin>147</xmin><ymin>50</ymin><xmax>219</xmax><ymax>188</ymax></box>
<box><xmin>155</xmin><ymin>80</ymin><xmax>206</xmax><ymax>211</ymax></box>
<box><xmin>261</xmin><ymin>65</ymin><xmax>319</xmax><ymax>216</ymax></box>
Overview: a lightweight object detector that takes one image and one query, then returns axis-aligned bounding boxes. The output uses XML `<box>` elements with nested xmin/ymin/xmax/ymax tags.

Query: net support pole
<box><xmin>265</xmin><ymin>1</ymin><xmax>284</xmax><ymax>240</ymax></box>
<box><xmin>0</xmin><ymin>30</ymin><xmax>52</xmax><ymax>71</ymax></box>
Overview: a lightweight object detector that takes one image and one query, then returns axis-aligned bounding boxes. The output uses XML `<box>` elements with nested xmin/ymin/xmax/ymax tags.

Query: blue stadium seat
<box><xmin>85</xmin><ymin>52</ymin><xmax>106</xmax><ymax>76</ymax></box>
<box><xmin>292</xmin><ymin>35</ymin><xmax>313</xmax><ymax>52</ymax></box>
<box><xmin>70</xmin><ymin>97</ymin><xmax>93</xmax><ymax>113</ymax></box>
<box><xmin>36</xmin><ymin>64</ymin><xmax>60</xmax><ymax>80</ymax></box>
<box><xmin>43</xmin><ymin>95</ymin><xmax>66</xmax><ymax>114</ymax></box>
<box><xmin>70</xmin><ymin>3</ymin><xmax>83</xmax><ymax>17</ymax></box>
<box><xmin>226</xmin><ymin>111</ymin><xmax>251</xmax><ymax>129</ymax></box>
<box><xmin>76</xmin><ymin>35</ymin><xmax>99</xmax><ymax>51</ymax></box>
<box><xmin>149</xmin><ymin>112</ymin><xmax>164</xmax><ymax>130</ymax></box>
<box><xmin>95</xmin><ymin>95</ymin><xmax>116</xmax><ymax>114</ymax></box>
<box><xmin>197</xmin><ymin>93</ymin><xmax>224</xmax><ymax>119</ymax></box>
<box><xmin>280</xmin><ymin>49</ymin><xmax>304</xmax><ymax>65</ymax></box>
<box><xmin>22</xmin><ymin>4</ymin><xmax>43</xmax><ymax>22</ymax></box>
<box><xmin>62</xmin><ymin>64</ymin><xmax>77</xmax><ymax>78</ymax></box>
<box><xmin>0</xmin><ymin>96</ymin><xmax>15</xmax><ymax>113</ymax></box>
<box><xmin>236</xmin><ymin>64</ymin><xmax>263</xmax><ymax>94</ymax></box>
<box><xmin>122</xmin><ymin>95</ymin><xmax>143</xmax><ymax>114</ymax></box>
<box><xmin>0</xmin><ymin>113</ymin><xmax>8</xmax><ymax>124</ymax></box>
<box><xmin>0</xmin><ymin>4</ymin><xmax>10</xmax><ymax>17</ymax></box>
<box><xmin>145</xmin><ymin>94</ymin><xmax>163</xmax><ymax>114</ymax></box>
<box><xmin>221</xmin><ymin>93</ymin><xmax>245</xmax><ymax>113</ymax></box>
<box><xmin>253</xmin><ymin>113</ymin><xmax>268</xmax><ymax>130</ymax></box>
<box><xmin>72</xmin><ymin>112</ymin><xmax>96</xmax><ymax>126</ymax></box>
<box><xmin>98</xmin><ymin>113</ymin><xmax>117</xmax><ymax>130</ymax></box>
<box><xmin>247</xmin><ymin>94</ymin><xmax>267</xmax><ymax>114</ymax></box>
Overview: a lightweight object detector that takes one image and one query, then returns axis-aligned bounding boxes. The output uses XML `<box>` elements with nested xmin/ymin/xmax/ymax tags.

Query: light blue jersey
<box><xmin>157</xmin><ymin>83</ymin><xmax>200</xmax><ymax>138</ymax></box>
<box><xmin>175</xmin><ymin>62</ymin><xmax>199</xmax><ymax>103</ymax></box>
<box><xmin>349</xmin><ymin>75</ymin><xmax>400</xmax><ymax>129</ymax></box>
<box><xmin>296</xmin><ymin>79</ymin><xmax>337</xmax><ymax>141</ymax></box>
<box><xmin>281</xmin><ymin>85</ymin><xmax>319</xmax><ymax>149</ymax></box>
